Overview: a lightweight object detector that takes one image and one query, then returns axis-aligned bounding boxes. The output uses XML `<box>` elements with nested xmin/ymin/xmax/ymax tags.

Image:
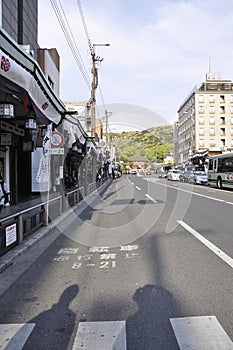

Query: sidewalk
<box><xmin>0</xmin><ymin>179</ymin><xmax>111</xmax><ymax>273</ymax></box>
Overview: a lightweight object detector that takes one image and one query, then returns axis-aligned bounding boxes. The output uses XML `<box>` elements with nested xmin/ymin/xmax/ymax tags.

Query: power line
<box><xmin>77</xmin><ymin>0</ymin><xmax>93</xmax><ymax>54</ymax></box>
<box><xmin>49</xmin><ymin>0</ymin><xmax>91</xmax><ymax>89</ymax></box>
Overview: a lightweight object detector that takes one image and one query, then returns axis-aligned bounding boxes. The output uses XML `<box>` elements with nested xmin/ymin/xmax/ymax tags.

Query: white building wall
<box><xmin>43</xmin><ymin>50</ymin><xmax>60</xmax><ymax>97</ymax></box>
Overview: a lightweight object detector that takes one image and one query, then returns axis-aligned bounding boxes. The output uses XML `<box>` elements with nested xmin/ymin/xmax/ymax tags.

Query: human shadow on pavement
<box><xmin>22</xmin><ymin>284</ymin><xmax>79</xmax><ymax>350</ymax></box>
<box><xmin>126</xmin><ymin>284</ymin><xmax>180</xmax><ymax>350</ymax></box>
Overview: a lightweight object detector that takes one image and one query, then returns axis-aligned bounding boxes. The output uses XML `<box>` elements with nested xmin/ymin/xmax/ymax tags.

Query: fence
<box><xmin>0</xmin><ymin>187</ymin><xmax>84</xmax><ymax>257</ymax></box>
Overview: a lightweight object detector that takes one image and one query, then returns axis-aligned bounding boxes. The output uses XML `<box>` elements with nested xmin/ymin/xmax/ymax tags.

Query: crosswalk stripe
<box><xmin>1</xmin><ymin>317</ymin><xmax>233</xmax><ymax>349</ymax></box>
<box><xmin>170</xmin><ymin>316</ymin><xmax>233</xmax><ymax>349</ymax></box>
<box><xmin>72</xmin><ymin>321</ymin><xmax>126</xmax><ymax>350</ymax></box>
<box><xmin>0</xmin><ymin>323</ymin><xmax>35</xmax><ymax>350</ymax></box>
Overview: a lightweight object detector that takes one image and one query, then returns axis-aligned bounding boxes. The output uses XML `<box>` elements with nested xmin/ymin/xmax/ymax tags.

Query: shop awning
<box><xmin>0</xmin><ymin>49</ymin><xmax>62</xmax><ymax>125</ymax></box>
<box><xmin>63</xmin><ymin>118</ymin><xmax>87</xmax><ymax>148</ymax></box>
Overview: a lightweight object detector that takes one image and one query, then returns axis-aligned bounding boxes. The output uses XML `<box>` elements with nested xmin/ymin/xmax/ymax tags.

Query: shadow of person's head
<box><xmin>127</xmin><ymin>284</ymin><xmax>180</xmax><ymax>350</ymax></box>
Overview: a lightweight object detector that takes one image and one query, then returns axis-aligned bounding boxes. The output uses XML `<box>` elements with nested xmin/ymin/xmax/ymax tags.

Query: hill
<box><xmin>111</xmin><ymin>125</ymin><xmax>173</xmax><ymax>163</ymax></box>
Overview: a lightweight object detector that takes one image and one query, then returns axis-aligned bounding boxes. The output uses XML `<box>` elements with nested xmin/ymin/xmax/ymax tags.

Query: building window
<box><xmin>231</xmin><ymin>139</ymin><xmax>233</xmax><ymax>146</ymax></box>
<box><xmin>231</xmin><ymin>117</ymin><xmax>233</xmax><ymax>124</ymax></box>
<box><xmin>199</xmin><ymin>128</ymin><xmax>204</xmax><ymax>136</ymax></box>
<box><xmin>209</xmin><ymin>106</ymin><xmax>215</xmax><ymax>113</ymax></box>
<box><xmin>199</xmin><ymin>139</ymin><xmax>204</xmax><ymax>147</ymax></box>
<box><xmin>220</xmin><ymin>128</ymin><xmax>226</xmax><ymax>136</ymax></box>
<box><xmin>220</xmin><ymin>116</ymin><xmax>225</xmax><ymax>124</ymax></box>
<box><xmin>209</xmin><ymin>95</ymin><xmax>215</xmax><ymax>103</ymax></box>
<box><xmin>210</xmin><ymin>128</ymin><xmax>215</xmax><ymax>136</ymax></box>
<box><xmin>199</xmin><ymin>106</ymin><xmax>204</xmax><ymax>113</ymax></box>
<box><xmin>230</xmin><ymin>106</ymin><xmax>233</xmax><ymax>113</ymax></box>
<box><xmin>199</xmin><ymin>117</ymin><xmax>204</xmax><ymax>124</ymax></box>
<box><xmin>209</xmin><ymin>116</ymin><xmax>215</xmax><ymax>124</ymax></box>
<box><xmin>220</xmin><ymin>95</ymin><xmax>225</xmax><ymax>103</ymax></box>
<box><xmin>230</xmin><ymin>95</ymin><xmax>233</xmax><ymax>103</ymax></box>
<box><xmin>220</xmin><ymin>106</ymin><xmax>225</xmax><ymax>114</ymax></box>
<box><xmin>231</xmin><ymin>128</ymin><xmax>233</xmax><ymax>136</ymax></box>
<box><xmin>199</xmin><ymin>95</ymin><xmax>204</xmax><ymax>103</ymax></box>
<box><xmin>220</xmin><ymin>139</ymin><xmax>226</xmax><ymax>147</ymax></box>
<box><xmin>209</xmin><ymin>139</ymin><xmax>215</xmax><ymax>147</ymax></box>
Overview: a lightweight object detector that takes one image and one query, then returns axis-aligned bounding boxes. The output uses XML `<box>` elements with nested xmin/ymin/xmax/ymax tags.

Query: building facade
<box><xmin>177</xmin><ymin>73</ymin><xmax>233</xmax><ymax>166</ymax></box>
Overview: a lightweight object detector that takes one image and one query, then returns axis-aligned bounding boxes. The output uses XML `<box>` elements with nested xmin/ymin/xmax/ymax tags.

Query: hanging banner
<box><xmin>36</xmin><ymin>123</ymin><xmax>52</xmax><ymax>184</ymax></box>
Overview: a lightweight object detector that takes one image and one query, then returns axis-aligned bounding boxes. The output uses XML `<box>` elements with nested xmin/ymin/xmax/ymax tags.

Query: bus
<box><xmin>208</xmin><ymin>152</ymin><xmax>233</xmax><ymax>189</ymax></box>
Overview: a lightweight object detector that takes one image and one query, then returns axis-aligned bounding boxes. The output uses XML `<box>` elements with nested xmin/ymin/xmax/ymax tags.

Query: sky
<box><xmin>38</xmin><ymin>0</ymin><xmax>233</xmax><ymax>129</ymax></box>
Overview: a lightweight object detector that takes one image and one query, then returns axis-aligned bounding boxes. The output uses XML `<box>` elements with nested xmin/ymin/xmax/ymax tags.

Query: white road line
<box><xmin>72</xmin><ymin>321</ymin><xmax>126</xmax><ymax>350</ymax></box>
<box><xmin>170</xmin><ymin>316</ymin><xmax>233</xmax><ymax>350</ymax></box>
<box><xmin>0</xmin><ymin>324</ymin><xmax>35</xmax><ymax>350</ymax></box>
<box><xmin>144</xmin><ymin>178</ymin><xmax>233</xmax><ymax>206</ymax></box>
<box><xmin>135</xmin><ymin>186</ymin><xmax>141</xmax><ymax>191</ymax></box>
<box><xmin>178</xmin><ymin>220</ymin><xmax>233</xmax><ymax>269</ymax></box>
<box><xmin>204</xmin><ymin>196</ymin><xmax>225</xmax><ymax>202</ymax></box>
<box><xmin>145</xmin><ymin>194</ymin><xmax>158</xmax><ymax>203</ymax></box>
<box><xmin>131</xmin><ymin>182</ymin><xmax>134</xmax><ymax>185</ymax></box>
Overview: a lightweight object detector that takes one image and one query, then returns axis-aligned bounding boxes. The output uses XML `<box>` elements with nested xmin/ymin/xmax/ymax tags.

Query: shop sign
<box><xmin>5</xmin><ymin>223</ymin><xmax>17</xmax><ymax>247</ymax></box>
<box><xmin>50</xmin><ymin>148</ymin><xmax>64</xmax><ymax>154</ymax></box>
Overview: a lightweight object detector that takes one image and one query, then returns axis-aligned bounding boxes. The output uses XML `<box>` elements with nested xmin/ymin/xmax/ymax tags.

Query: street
<box><xmin>0</xmin><ymin>174</ymin><xmax>233</xmax><ymax>349</ymax></box>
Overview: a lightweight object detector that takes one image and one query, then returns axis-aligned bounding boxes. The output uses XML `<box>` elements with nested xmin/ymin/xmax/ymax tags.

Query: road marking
<box><xmin>135</xmin><ymin>186</ymin><xmax>141</xmax><ymax>191</ymax></box>
<box><xmin>145</xmin><ymin>178</ymin><xmax>233</xmax><ymax>206</ymax></box>
<box><xmin>178</xmin><ymin>220</ymin><xmax>233</xmax><ymax>269</ymax></box>
<box><xmin>170</xmin><ymin>316</ymin><xmax>233</xmax><ymax>349</ymax></box>
<box><xmin>204</xmin><ymin>196</ymin><xmax>225</xmax><ymax>202</ymax></box>
<box><xmin>145</xmin><ymin>194</ymin><xmax>158</xmax><ymax>203</ymax></box>
<box><xmin>72</xmin><ymin>321</ymin><xmax>126</xmax><ymax>349</ymax></box>
<box><xmin>0</xmin><ymin>324</ymin><xmax>35</xmax><ymax>350</ymax></box>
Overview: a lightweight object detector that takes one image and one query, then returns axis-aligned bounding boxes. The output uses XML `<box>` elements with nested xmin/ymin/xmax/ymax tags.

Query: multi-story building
<box><xmin>177</xmin><ymin>73</ymin><xmax>233</xmax><ymax>165</ymax></box>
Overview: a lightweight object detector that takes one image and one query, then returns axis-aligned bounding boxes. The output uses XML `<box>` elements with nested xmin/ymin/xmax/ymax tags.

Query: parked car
<box><xmin>179</xmin><ymin>170</ymin><xmax>193</xmax><ymax>182</ymax></box>
<box><xmin>158</xmin><ymin>171</ymin><xmax>167</xmax><ymax>178</ymax></box>
<box><xmin>189</xmin><ymin>171</ymin><xmax>208</xmax><ymax>185</ymax></box>
<box><xmin>130</xmin><ymin>169</ymin><xmax>137</xmax><ymax>175</ymax></box>
<box><xmin>167</xmin><ymin>169</ymin><xmax>182</xmax><ymax>181</ymax></box>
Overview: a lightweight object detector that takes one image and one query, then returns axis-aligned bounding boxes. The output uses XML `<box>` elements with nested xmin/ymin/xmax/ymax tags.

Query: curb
<box><xmin>0</xmin><ymin>179</ymin><xmax>111</xmax><ymax>273</ymax></box>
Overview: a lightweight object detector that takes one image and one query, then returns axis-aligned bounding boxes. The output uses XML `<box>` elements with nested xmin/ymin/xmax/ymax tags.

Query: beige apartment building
<box><xmin>177</xmin><ymin>73</ymin><xmax>233</xmax><ymax>165</ymax></box>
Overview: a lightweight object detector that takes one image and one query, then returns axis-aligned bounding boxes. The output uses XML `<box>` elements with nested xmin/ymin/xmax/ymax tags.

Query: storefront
<box><xmin>0</xmin><ymin>29</ymin><xmax>66</xmax><ymax>204</ymax></box>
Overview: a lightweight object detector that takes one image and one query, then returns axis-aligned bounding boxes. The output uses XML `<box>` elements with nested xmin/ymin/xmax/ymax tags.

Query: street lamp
<box><xmin>90</xmin><ymin>43</ymin><xmax>110</xmax><ymax>137</ymax></box>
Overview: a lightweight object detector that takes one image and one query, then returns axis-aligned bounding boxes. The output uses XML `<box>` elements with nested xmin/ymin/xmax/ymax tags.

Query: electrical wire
<box><xmin>76</xmin><ymin>0</ymin><xmax>108</xmax><ymax>114</ymax></box>
<box><xmin>49</xmin><ymin>0</ymin><xmax>91</xmax><ymax>89</ymax></box>
<box><xmin>77</xmin><ymin>0</ymin><xmax>93</xmax><ymax>55</ymax></box>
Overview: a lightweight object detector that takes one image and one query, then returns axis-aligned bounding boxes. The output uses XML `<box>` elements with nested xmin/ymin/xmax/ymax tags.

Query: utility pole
<box><xmin>90</xmin><ymin>43</ymin><xmax>110</xmax><ymax>137</ymax></box>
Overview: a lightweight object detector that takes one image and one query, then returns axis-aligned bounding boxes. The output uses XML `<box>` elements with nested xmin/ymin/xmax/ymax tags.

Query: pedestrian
<box><xmin>0</xmin><ymin>175</ymin><xmax>10</xmax><ymax>213</ymax></box>
<box><xmin>108</xmin><ymin>162</ymin><xmax>113</xmax><ymax>178</ymax></box>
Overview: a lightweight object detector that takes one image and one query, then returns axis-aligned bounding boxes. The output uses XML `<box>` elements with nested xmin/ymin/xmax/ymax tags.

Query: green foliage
<box><xmin>111</xmin><ymin>125</ymin><xmax>173</xmax><ymax>163</ymax></box>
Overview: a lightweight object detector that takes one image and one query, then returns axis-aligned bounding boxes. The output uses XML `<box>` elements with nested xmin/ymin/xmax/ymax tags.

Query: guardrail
<box><xmin>0</xmin><ymin>187</ymin><xmax>84</xmax><ymax>257</ymax></box>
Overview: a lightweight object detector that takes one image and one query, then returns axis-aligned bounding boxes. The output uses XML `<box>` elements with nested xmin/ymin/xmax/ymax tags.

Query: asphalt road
<box><xmin>0</xmin><ymin>174</ymin><xmax>233</xmax><ymax>349</ymax></box>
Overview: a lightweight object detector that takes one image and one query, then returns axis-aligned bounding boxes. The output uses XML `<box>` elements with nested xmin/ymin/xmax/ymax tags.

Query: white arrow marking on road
<box><xmin>170</xmin><ymin>316</ymin><xmax>233</xmax><ymax>349</ymax></box>
<box><xmin>178</xmin><ymin>220</ymin><xmax>233</xmax><ymax>269</ymax></box>
<box><xmin>0</xmin><ymin>324</ymin><xmax>35</xmax><ymax>350</ymax></box>
<box><xmin>135</xmin><ymin>186</ymin><xmax>141</xmax><ymax>191</ymax></box>
<box><xmin>72</xmin><ymin>321</ymin><xmax>126</xmax><ymax>350</ymax></box>
<box><xmin>145</xmin><ymin>194</ymin><xmax>158</xmax><ymax>203</ymax></box>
